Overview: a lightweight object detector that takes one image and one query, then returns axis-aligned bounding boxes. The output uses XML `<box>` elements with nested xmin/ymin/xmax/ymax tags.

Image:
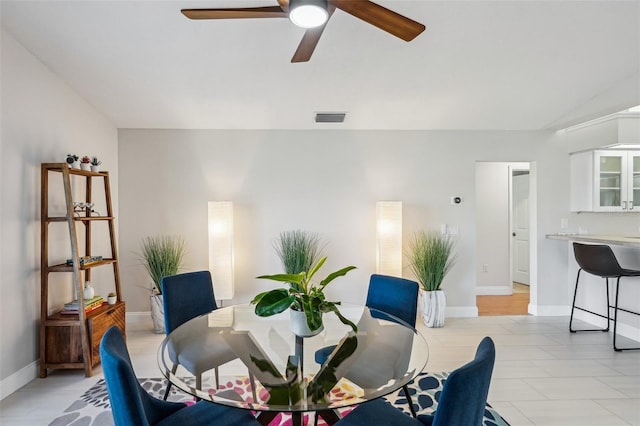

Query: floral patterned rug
<box><xmin>48</xmin><ymin>372</ymin><xmax>510</xmax><ymax>426</ymax></box>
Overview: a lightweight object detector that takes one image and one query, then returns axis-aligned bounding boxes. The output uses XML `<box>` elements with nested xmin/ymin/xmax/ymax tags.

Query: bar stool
<box><xmin>571</xmin><ymin>242</ymin><xmax>640</xmax><ymax>351</ymax></box>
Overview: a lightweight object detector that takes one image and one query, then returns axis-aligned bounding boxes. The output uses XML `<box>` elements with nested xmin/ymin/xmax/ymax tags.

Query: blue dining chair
<box><xmin>314</xmin><ymin>274</ymin><xmax>419</xmax><ymax>416</ymax></box>
<box><xmin>161</xmin><ymin>271</ymin><xmax>255</xmax><ymax>400</ymax></box>
<box><xmin>100</xmin><ymin>326</ymin><xmax>261</xmax><ymax>426</ymax></box>
<box><xmin>334</xmin><ymin>336</ymin><xmax>496</xmax><ymax>426</ymax></box>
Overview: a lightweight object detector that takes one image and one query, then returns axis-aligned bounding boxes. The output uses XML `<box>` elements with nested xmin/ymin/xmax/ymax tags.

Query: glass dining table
<box><xmin>157</xmin><ymin>303</ymin><xmax>429</xmax><ymax>425</ymax></box>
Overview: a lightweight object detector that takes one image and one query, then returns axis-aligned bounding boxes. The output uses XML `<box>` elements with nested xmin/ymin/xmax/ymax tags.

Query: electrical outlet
<box><xmin>482</xmin><ymin>264</ymin><xmax>488</xmax><ymax>272</ymax></box>
<box><xmin>560</xmin><ymin>218</ymin><xmax>568</xmax><ymax>229</ymax></box>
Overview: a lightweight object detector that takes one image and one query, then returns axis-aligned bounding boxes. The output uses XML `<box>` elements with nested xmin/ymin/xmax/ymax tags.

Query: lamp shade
<box><xmin>289</xmin><ymin>0</ymin><xmax>328</xmax><ymax>28</ymax></box>
<box><xmin>376</xmin><ymin>201</ymin><xmax>403</xmax><ymax>277</ymax></box>
<box><xmin>208</xmin><ymin>201</ymin><xmax>234</xmax><ymax>300</ymax></box>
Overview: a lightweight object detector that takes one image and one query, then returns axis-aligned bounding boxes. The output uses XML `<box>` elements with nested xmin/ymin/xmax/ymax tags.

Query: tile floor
<box><xmin>1</xmin><ymin>315</ymin><xmax>639</xmax><ymax>425</ymax></box>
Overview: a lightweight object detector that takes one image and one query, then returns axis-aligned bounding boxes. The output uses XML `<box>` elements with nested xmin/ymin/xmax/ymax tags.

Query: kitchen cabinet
<box><xmin>570</xmin><ymin>150</ymin><xmax>640</xmax><ymax>212</ymax></box>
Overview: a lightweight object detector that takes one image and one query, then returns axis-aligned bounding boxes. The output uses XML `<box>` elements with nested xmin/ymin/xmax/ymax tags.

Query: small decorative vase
<box><xmin>107</xmin><ymin>295</ymin><xmax>117</xmax><ymax>305</ymax></box>
<box><xmin>71</xmin><ymin>161</ymin><xmax>80</xmax><ymax>169</ymax></box>
<box><xmin>84</xmin><ymin>282</ymin><xmax>95</xmax><ymax>299</ymax></box>
<box><xmin>150</xmin><ymin>293</ymin><xmax>165</xmax><ymax>334</ymax></box>
<box><xmin>290</xmin><ymin>308</ymin><xmax>323</xmax><ymax>337</ymax></box>
<box><xmin>421</xmin><ymin>289</ymin><xmax>446</xmax><ymax>328</ymax></box>
<box><xmin>80</xmin><ymin>163</ymin><xmax>91</xmax><ymax>171</ymax></box>
<box><xmin>90</xmin><ymin>165</ymin><xmax>100</xmax><ymax>173</ymax></box>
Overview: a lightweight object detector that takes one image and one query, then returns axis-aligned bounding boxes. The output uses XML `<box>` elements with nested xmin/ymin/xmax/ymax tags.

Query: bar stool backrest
<box><xmin>573</xmin><ymin>243</ymin><xmax>623</xmax><ymax>278</ymax></box>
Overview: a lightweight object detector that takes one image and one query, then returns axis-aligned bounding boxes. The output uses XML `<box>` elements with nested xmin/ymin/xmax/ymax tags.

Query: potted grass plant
<box><xmin>274</xmin><ymin>230</ymin><xmax>324</xmax><ymax>276</ymax></box>
<box><xmin>408</xmin><ymin>230</ymin><xmax>456</xmax><ymax>328</ymax></box>
<box><xmin>140</xmin><ymin>235</ymin><xmax>186</xmax><ymax>333</ymax></box>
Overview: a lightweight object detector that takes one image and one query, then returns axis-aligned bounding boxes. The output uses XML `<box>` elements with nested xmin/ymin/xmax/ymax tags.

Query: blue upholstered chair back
<box><xmin>426</xmin><ymin>336</ymin><xmax>496</xmax><ymax>426</ymax></box>
<box><xmin>366</xmin><ymin>274</ymin><xmax>419</xmax><ymax>327</ymax></box>
<box><xmin>100</xmin><ymin>326</ymin><xmax>186</xmax><ymax>426</ymax></box>
<box><xmin>162</xmin><ymin>271</ymin><xmax>217</xmax><ymax>334</ymax></box>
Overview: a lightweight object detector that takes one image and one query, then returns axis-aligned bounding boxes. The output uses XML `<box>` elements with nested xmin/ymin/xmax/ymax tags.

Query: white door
<box><xmin>511</xmin><ymin>173</ymin><xmax>530</xmax><ymax>285</ymax></box>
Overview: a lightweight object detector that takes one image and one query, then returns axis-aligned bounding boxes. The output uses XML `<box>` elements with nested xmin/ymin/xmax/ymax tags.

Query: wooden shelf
<box><xmin>47</xmin><ymin>301</ymin><xmax>125</xmax><ymax>323</ymax></box>
<box><xmin>46</xmin><ymin>216</ymin><xmax>115</xmax><ymax>222</ymax></box>
<box><xmin>40</xmin><ymin>163</ymin><xmax>123</xmax><ymax>378</ymax></box>
<box><xmin>47</xmin><ymin>258</ymin><xmax>117</xmax><ymax>272</ymax></box>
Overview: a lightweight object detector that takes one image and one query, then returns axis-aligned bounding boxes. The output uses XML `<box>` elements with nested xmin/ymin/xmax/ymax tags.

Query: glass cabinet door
<box><xmin>594</xmin><ymin>152</ymin><xmax>624</xmax><ymax>210</ymax></box>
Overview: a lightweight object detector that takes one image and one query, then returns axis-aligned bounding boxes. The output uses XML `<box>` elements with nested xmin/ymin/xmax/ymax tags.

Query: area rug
<box><xmin>48</xmin><ymin>372</ymin><xmax>510</xmax><ymax>426</ymax></box>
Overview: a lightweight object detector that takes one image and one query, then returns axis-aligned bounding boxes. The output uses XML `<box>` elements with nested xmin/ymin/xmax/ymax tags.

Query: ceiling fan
<box><xmin>181</xmin><ymin>0</ymin><xmax>425</xmax><ymax>63</ymax></box>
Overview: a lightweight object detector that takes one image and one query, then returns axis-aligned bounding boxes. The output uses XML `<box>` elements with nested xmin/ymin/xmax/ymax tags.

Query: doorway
<box><xmin>511</xmin><ymin>167</ymin><xmax>530</xmax><ymax>287</ymax></box>
<box><xmin>475</xmin><ymin>162</ymin><xmax>533</xmax><ymax>316</ymax></box>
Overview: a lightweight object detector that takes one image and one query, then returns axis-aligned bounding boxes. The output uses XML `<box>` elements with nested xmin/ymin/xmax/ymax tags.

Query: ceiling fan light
<box><xmin>289</xmin><ymin>0</ymin><xmax>328</xmax><ymax>29</ymax></box>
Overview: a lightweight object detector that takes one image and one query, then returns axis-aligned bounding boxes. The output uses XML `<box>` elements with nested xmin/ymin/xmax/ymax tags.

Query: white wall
<box><xmin>475</xmin><ymin>162</ymin><xmax>511</xmax><ymax>292</ymax></box>
<box><xmin>117</xmin><ymin>129</ymin><xmax>571</xmax><ymax>321</ymax></box>
<box><xmin>0</xmin><ymin>29</ymin><xmax>118</xmax><ymax>397</ymax></box>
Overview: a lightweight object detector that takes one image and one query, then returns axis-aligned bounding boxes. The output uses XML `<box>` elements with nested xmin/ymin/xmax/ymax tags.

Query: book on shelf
<box><xmin>60</xmin><ymin>301</ymin><xmax>104</xmax><ymax>315</ymax></box>
<box><xmin>64</xmin><ymin>295</ymin><xmax>103</xmax><ymax>310</ymax></box>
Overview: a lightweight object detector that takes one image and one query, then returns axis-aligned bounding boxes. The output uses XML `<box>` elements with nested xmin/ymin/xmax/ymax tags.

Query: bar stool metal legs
<box><xmin>612</xmin><ymin>277</ymin><xmax>640</xmax><ymax>351</ymax></box>
<box><xmin>569</xmin><ymin>269</ymin><xmax>610</xmax><ymax>333</ymax></box>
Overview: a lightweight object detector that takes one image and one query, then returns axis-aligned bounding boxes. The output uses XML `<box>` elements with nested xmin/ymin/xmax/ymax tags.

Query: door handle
<box><xmin>512</xmin><ymin>232</ymin><xmax>516</xmax><ymax>237</ymax></box>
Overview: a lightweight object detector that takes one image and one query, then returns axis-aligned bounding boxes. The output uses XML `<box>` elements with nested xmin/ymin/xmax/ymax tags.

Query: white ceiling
<box><xmin>2</xmin><ymin>0</ymin><xmax>639</xmax><ymax>130</ymax></box>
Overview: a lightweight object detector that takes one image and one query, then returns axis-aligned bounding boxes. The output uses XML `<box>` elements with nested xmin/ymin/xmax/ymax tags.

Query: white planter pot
<box><xmin>80</xmin><ymin>163</ymin><xmax>91</xmax><ymax>171</ymax></box>
<box><xmin>420</xmin><ymin>289</ymin><xmax>446</xmax><ymax>328</ymax></box>
<box><xmin>290</xmin><ymin>309</ymin><xmax>323</xmax><ymax>337</ymax></box>
<box><xmin>150</xmin><ymin>293</ymin><xmax>165</xmax><ymax>334</ymax></box>
<box><xmin>107</xmin><ymin>296</ymin><xmax>117</xmax><ymax>305</ymax></box>
<box><xmin>90</xmin><ymin>165</ymin><xmax>101</xmax><ymax>173</ymax></box>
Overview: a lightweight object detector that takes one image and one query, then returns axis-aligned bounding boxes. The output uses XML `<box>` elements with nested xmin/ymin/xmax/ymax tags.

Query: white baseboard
<box><xmin>476</xmin><ymin>286</ymin><xmax>512</xmax><ymax>296</ymax></box>
<box><xmin>126</xmin><ymin>311</ymin><xmax>152</xmax><ymax>325</ymax></box>
<box><xmin>0</xmin><ymin>360</ymin><xmax>39</xmax><ymax>401</ymax></box>
<box><xmin>528</xmin><ymin>304</ymin><xmax>570</xmax><ymax>316</ymax></box>
<box><xmin>446</xmin><ymin>306</ymin><xmax>479</xmax><ymax>318</ymax></box>
<box><xmin>574</xmin><ymin>311</ymin><xmax>640</xmax><ymax>342</ymax></box>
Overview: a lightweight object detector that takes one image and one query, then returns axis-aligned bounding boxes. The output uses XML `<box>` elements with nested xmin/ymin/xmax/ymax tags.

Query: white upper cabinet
<box><xmin>571</xmin><ymin>150</ymin><xmax>640</xmax><ymax>212</ymax></box>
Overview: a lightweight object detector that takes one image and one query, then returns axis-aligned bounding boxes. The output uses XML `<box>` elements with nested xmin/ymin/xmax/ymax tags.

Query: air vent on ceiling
<box><xmin>315</xmin><ymin>112</ymin><xmax>346</xmax><ymax>123</ymax></box>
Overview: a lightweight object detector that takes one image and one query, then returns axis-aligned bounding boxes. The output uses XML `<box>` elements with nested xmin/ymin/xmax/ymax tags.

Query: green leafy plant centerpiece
<box><xmin>251</xmin><ymin>256</ymin><xmax>358</xmax><ymax>333</ymax></box>
<box><xmin>140</xmin><ymin>235</ymin><xmax>186</xmax><ymax>295</ymax></box>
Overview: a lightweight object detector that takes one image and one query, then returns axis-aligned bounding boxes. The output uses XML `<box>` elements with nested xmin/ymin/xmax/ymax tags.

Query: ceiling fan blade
<box><xmin>291</xmin><ymin>5</ymin><xmax>335</xmax><ymax>63</ymax></box>
<box><xmin>276</xmin><ymin>0</ymin><xmax>290</xmax><ymax>12</ymax></box>
<box><xmin>329</xmin><ymin>0</ymin><xmax>425</xmax><ymax>41</ymax></box>
<box><xmin>181</xmin><ymin>7</ymin><xmax>288</xmax><ymax>20</ymax></box>
<box><xmin>291</xmin><ymin>28</ymin><xmax>325</xmax><ymax>63</ymax></box>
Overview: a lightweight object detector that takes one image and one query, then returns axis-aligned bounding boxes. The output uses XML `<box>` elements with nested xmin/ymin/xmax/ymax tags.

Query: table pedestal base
<box><xmin>257</xmin><ymin>409</ymin><xmax>341</xmax><ymax>426</ymax></box>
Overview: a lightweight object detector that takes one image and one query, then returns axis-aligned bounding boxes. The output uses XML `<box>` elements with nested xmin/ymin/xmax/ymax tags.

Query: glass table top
<box><xmin>158</xmin><ymin>303</ymin><xmax>429</xmax><ymax>413</ymax></box>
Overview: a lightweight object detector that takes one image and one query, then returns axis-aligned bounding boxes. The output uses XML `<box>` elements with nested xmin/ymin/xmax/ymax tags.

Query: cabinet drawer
<box><xmin>89</xmin><ymin>302</ymin><xmax>125</xmax><ymax>366</ymax></box>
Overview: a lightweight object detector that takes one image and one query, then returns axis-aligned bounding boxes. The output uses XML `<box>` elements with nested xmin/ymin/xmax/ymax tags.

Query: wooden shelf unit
<box><xmin>40</xmin><ymin>162</ymin><xmax>124</xmax><ymax>377</ymax></box>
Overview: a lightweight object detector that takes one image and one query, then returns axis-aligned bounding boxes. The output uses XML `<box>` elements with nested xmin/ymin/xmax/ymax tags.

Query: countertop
<box><xmin>546</xmin><ymin>234</ymin><xmax>640</xmax><ymax>248</ymax></box>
